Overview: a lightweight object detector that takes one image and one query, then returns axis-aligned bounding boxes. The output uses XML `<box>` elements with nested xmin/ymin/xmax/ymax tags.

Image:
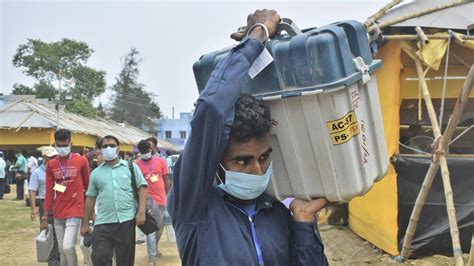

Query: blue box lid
<box><xmin>193</xmin><ymin>20</ymin><xmax>381</xmax><ymax>98</ymax></box>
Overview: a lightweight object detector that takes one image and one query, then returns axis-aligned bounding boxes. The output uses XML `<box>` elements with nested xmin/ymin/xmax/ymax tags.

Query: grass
<box><xmin>0</xmin><ymin>185</ymin><xmax>181</xmax><ymax>265</ymax></box>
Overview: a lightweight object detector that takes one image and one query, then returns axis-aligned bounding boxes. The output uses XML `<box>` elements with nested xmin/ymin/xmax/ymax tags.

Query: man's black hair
<box><xmin>137</xmin><ymin>139</ymin><xmax>151</xmax><ymax>153</ymax></box>
<box><xmin>99</xmin><ymin>135</ymin><xmax>120</xmax><ymax>147</ymax></box>
<box><xmin>146</xmin><ymin>137</ymin><xmax>158</xmax><ymax>147</ymax></box>
<box><xmin>165</xmin><ymin>150</ymin><xmax>172</xmax><ymax>156</ymax></box>
<box><xmin>230</xmin><ymin>94</ymin><xmax>273</xmax><ymax>142</ymax></box>
<box><xmin>55</xmin><ymin>129</ymin><xmax>72</xmax><ymax>142</ymax></box>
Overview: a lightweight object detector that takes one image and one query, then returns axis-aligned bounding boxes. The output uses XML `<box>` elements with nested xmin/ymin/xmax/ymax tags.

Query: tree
<box><xmin>34</xmin><ymin>80</ymin><xmax>56</xmax><ymax>100</ymax></box>
<box><xmin>12</xmin><ymin>38</ymin><xmax>106</xmax><ymax>117</ymax></box>
<box><xmin>110</xmin><ymin>48</ymin><xmax>161</xmax><ymax>131</ymax></box>
<box><xmin>12</xmin><ymin>83</ymin><xmax>34</xmax><ymax>95</ymax></box>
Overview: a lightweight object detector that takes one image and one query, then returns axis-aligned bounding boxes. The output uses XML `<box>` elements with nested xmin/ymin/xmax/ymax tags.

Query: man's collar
<box><xmin>216</xmin><ymin>185</ymin><xmax>275</xmax><ymax>211</ymax></box>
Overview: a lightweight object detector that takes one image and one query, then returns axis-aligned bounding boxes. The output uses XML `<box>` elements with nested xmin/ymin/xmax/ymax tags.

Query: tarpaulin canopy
<box><xmin>378</xmin><ymin>0</ymin><xmax>474</xmax><ymax>30</ymax></box>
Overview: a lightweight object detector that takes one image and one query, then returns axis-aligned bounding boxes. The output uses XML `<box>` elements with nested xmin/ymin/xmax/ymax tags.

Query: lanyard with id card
<box><xmin>144</xmin><ymin>159</ymin><xmax>159</xmax><ymax>183</ymax></box>
<box><xmin>55</xmin><ymin>154</ymin><xmax>71</xmax><ymax>193</ymax></box>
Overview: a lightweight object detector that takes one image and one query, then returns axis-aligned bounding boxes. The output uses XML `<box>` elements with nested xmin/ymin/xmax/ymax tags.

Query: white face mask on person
<box><xmin>102</xmin><ymin>147</ymin><xmax>118</xmax><ymax>161</ymax></box>
<box><xmin>141</xmin><ymin>152</ymin><xmax>152</xmax><ymax>160</ymax></box>
<box><xmin>55</xmin><ymin>146</ymin><xmax>71</xmax><ymax>157</ymax></box>
<box><xmin>217</xmin><ymin>161</ymin><xmax>272</xmax><ymax>200</ymax></box>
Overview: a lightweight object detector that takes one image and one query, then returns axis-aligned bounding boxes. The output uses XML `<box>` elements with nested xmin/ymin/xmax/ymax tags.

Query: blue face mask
<box><xmin>102</xmin><ymin>147</ymin><xmax>118</xmax><ymax>161</ymax></box>
<box><xmin>217</xmin><ymin>161</ymin><xmax>272</xmax><ymax>200</ymax></box>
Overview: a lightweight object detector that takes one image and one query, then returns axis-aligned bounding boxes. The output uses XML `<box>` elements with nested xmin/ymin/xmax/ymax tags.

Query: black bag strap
<box><xmin>128</xmin><ymin>161</ymin><xmax>139</xmax><ymax>203</ymax></box>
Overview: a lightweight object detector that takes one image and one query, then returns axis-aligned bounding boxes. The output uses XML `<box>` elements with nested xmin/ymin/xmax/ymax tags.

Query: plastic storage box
<box><xmin>36</xmin><ymin>225</ymin><xmax>54</xmax><ymax>262</ymax></box>
<box><xmin>193</xmin><ymin>20</ymin><xmax>388</xmax><ymax>202</ymax></box>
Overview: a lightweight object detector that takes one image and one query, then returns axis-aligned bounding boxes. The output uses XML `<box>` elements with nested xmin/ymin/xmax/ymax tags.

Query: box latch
<box><xmin>353</xmin><ymin>57</ymin><xmax>370</xmax><ymax>84</ymax></box>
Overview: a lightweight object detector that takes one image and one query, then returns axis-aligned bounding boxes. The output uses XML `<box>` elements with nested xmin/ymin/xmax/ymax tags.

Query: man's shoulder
<box><xmin>71</xmin><ymin>153</ymin><xmax>87</xmax><ymax>163</ymax></box>
<box><xmin>31</xmin><ymin>166</ymin><xmax>44</xmax><ymax>175</ymax></box>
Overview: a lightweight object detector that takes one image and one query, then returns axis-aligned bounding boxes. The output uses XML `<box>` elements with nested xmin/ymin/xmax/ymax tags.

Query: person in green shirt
<box><xmin>14</xmin><ymin>150</ymin><xmax>27</xmax><ymax>200</ymax></box>
<box><xmin>81</xmin><ymin>135</ymin><xmax>147</xmax><ymax>266</ymax></box>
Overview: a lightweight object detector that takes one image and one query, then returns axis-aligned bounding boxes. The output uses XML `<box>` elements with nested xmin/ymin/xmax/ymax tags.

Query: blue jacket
<box><xmin>168</xmin><ymin>37</ymin><xmax>328</xmax><ymax>266</ymax></box>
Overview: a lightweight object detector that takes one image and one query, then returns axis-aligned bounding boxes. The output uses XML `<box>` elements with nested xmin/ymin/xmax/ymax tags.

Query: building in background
<box><xmin>156</xmin><ymin>111</ymin><xmax>192</xmax><ymax>151</ymax></box>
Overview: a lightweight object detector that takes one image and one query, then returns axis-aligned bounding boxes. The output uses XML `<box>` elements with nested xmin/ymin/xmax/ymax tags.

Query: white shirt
<box><xmin>0</xmin><ymin>158</ymin><xmax>6</xmax><ymax>179</ymax></box>
<box><xmin>27</xmin><ymin>156</ymin><xmax>38</xmax><ymax>174</ymax></box>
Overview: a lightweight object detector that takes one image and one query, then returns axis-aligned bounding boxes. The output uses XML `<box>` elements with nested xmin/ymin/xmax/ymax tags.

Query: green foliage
<box><xmin>70</xmin><ymin>65</ymin><xmax>106</xmax><ymax>99</ymax></box>
<box><xmin>65</xmin><ymin>98</ymin><xmax>96</xmax><ymax>118</ymax></box>
<box><xmin>34</xmin><ymin>80</ymin><xmax>56</xmax><ymax>100</ymax></box>
<box><xmin>12</xmin><ymin>38</ymin><xmax>106</xmax><ymax>118</ymax></box>
<box><xmin>12</xmin><ymin>38</ymin><xmax>92</xmax><ymax>81</ymax></box>
<box><xmin>12</xmin><ymin>83</ymin><xmax>34</xmax><ymax>95</ymax></box>
<box><xmin>110</xmin><ymin>48</ymin><xmax>161</xmax><ymax>131</ymax></box>
<box><xmin>96</xmin><ymin>102</ymin><xmax>107</xmax><ymax>117</ymax></box>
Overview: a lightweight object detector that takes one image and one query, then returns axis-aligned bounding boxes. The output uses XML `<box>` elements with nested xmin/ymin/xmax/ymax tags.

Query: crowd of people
<box><xmin>1</xmin><ymin>9</ymin><xmax>330</xmax><ymax>266</ymax></box>
<box><xmin>0</xmin><ymin>129</ymin><xmax>177</xmax><ymax>266</ymax></box>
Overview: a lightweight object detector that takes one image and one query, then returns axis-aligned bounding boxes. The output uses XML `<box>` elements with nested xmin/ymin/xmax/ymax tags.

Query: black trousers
<box><xmin>16</xmin><ymin>178</ymin><xmax>24</xmax><ymax>199</ymax></box>
<box><xmin>92</xmin><ymin>219</ymin><xmax>136</xmax><ymax>266</ymax></box>
<box><xmin>0</xmin><ymin>178</ymin><xmax>4</xmax><ymax>199</ymax></box>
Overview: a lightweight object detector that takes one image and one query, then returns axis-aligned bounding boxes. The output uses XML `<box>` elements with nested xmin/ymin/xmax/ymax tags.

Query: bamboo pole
<box><xmin>399</xmin><ymin>60</ymin><xmax>474</xmax><ymax>264</ymax></box>
<box><xmin>383</xmin><ymin>34</ymin><xmax>474</xmax><ymax>41</ymax></box>
<box><xmin>469</xmin><ymin>234</ymin><xmax>474</xmax><ymax>266</ymax></box>
<box><xmin>369</xmin><ymin>1</ymin><xmax>467</xmax><ymax>32</ymax></box>
<box><xmin>415</xmin><ymin>26</ymin><xmax>430</xmax><ymax>45</ymax></box>
<box><xmin>449</xmin><ymin>30</ymin><xmax>466</xmax><ymax>44</ymax></box>
<box><xmin>364</xmin><ymin>0</ymin><xmax>402</xmax><ymax>28</ymax></box>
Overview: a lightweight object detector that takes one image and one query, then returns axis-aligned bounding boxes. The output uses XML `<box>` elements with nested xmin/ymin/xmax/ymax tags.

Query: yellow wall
<box><xmin>0</xmin><ymin>129</ymin><xmax>135</xmax><ymax>152</ymax></box>
<box><xmin>0</xmin><ymin>128</ymin><xmax>55</xmax><ymax>145</ymax></box>
<box><xmin>349</xmin><ymin>40</ymin><xmax>401</xmax><ymax>255</ymax></box>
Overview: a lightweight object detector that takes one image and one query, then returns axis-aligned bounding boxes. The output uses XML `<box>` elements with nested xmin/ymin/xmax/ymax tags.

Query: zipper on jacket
<box><xmin>230</xmin><ymin>204</ymin><xmax>265</xmax><ymax>266</ymax></box>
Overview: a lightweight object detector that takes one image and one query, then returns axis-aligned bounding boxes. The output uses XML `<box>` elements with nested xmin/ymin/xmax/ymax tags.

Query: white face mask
<box><xmin>141</xmin><ymin>152</ymin><xmax>152</xmax><ymax>161</ymax></box>
<box><xmin>55</xmin><ymin>146</ymin><xmax>71</xmax><ymax>157</ymax></box>
<box><xmin>101</xmin><ymin>147</ymin><xmax>118</xmax><ymax>161</ymax></box>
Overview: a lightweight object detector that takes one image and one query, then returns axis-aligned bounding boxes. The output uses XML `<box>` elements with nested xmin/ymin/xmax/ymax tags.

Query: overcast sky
<box><xmin>1</xmin><ymin>0</ymin><xmax>387</xmax><ymax>118</ymax></box>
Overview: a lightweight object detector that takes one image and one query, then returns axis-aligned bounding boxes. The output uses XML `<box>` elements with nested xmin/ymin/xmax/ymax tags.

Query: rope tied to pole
<box><xmin>431</xmin><ymin>136</ymin><xmax>445</xmax><ymax>163</ymax></box>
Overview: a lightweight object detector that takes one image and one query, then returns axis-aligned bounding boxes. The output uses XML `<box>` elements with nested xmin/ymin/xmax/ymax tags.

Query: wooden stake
<box><xmin>415</xmin><ymin>26</ymin><xmax>430</xmax><ymax>45</ymax></box>
<box><xmin>399</xmin><ymin>59</ymin><xmax>474</xmax><ymax>264</ymax></box>
<box><xmin>383</xmin><ymin>34</ymin><xmax>474</xmax><ymax>41</ymax></box>
<box><xmin>364</xmin><ymin>0</ymin><xmax>402</xmax><ymax>28</ymax></box>
<box><xmin>369</xmin><ymin>2</ymin><xmax>466</xmax><ymax>32</ymax></box>
<box><xmin>469</xmin><ymin>233</ymin><xmax>474</xmax><ymax>266</ymax></box>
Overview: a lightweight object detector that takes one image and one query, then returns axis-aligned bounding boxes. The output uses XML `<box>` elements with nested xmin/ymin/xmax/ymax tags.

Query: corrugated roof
<box><xmin>0</xmin><ymin>96</ymin><xmax>175</xmax><ymax>149</ymax></box>
<box><xmin>378</xmin><ymin>0</ymin><xmax>474</xmax><ymax>30</ymax></box>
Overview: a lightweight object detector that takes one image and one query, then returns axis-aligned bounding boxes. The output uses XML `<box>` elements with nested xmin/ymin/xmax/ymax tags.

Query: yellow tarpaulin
<box><xmin>349</xmin><ymin>40</ymin><xmax>401</xmax><ymax>255</ymax></box>
<box><xmin>400</xmin><ymin>32</ymin><xmax>474</xmax><ymax>71</ymax></box>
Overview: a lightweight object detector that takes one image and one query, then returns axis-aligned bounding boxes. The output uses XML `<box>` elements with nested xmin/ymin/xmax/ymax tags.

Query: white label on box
<box><xmin>249</xmin><ymin>47</ymin><xmax>273</xmax><ymax>79</ymax></box>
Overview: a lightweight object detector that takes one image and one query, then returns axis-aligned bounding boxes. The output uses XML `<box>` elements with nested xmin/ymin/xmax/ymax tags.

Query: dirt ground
<box><xmin>0</xmin><ymin>185</ymin><xmax>470</xmax><ymax>265</ymax></box>
<box><xmin>0</xmin><ymin>186</ymin><xmax>180</xmax><ymax>266</ymax></box>
<box><xmin>320</xmin><ymin>224</ymin><xmax>470</xmax><ymax>265</ymax></box>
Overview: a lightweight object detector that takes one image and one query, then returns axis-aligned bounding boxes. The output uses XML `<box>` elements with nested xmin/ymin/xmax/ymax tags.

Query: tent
<box><xmin>348</xmin><ymin>0</ymin><xmax>474</xmax><ymax>257</ymax></box>
<box><xmin>0</xmin><ymin>95</ymin><xmax>175</xmax><ymax>153</ymax></box>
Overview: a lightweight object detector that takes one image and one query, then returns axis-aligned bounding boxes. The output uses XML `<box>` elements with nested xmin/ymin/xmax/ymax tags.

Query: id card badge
<box><xmin>150</xmin><ymin>175</ymin><xmax>159</xmax><ymax>183</ymax></box>
<box><xmin>53</xmin><ymin>183</ymin><xmax>67</xmax><ymax>193</ymax></box>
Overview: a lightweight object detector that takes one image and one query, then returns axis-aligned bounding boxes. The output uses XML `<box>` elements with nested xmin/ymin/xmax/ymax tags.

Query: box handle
<box><xmin>237</xmin><ymin>18</ymin><xmax>302</xmax><ymax>38</ymax></box>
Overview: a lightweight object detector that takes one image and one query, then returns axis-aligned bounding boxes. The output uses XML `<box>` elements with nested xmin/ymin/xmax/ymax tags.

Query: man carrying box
<box><xmin>168</xmin><ymin>9</ymin><xmax>328</xmax><ymax>266</ymax></box>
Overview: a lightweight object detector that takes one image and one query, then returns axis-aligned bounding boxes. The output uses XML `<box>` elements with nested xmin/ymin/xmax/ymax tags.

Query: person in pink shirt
<box><xmin>135</xmin><ymin>139</ymin><xmax>169</xmax><ymax>263</ymax></box>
